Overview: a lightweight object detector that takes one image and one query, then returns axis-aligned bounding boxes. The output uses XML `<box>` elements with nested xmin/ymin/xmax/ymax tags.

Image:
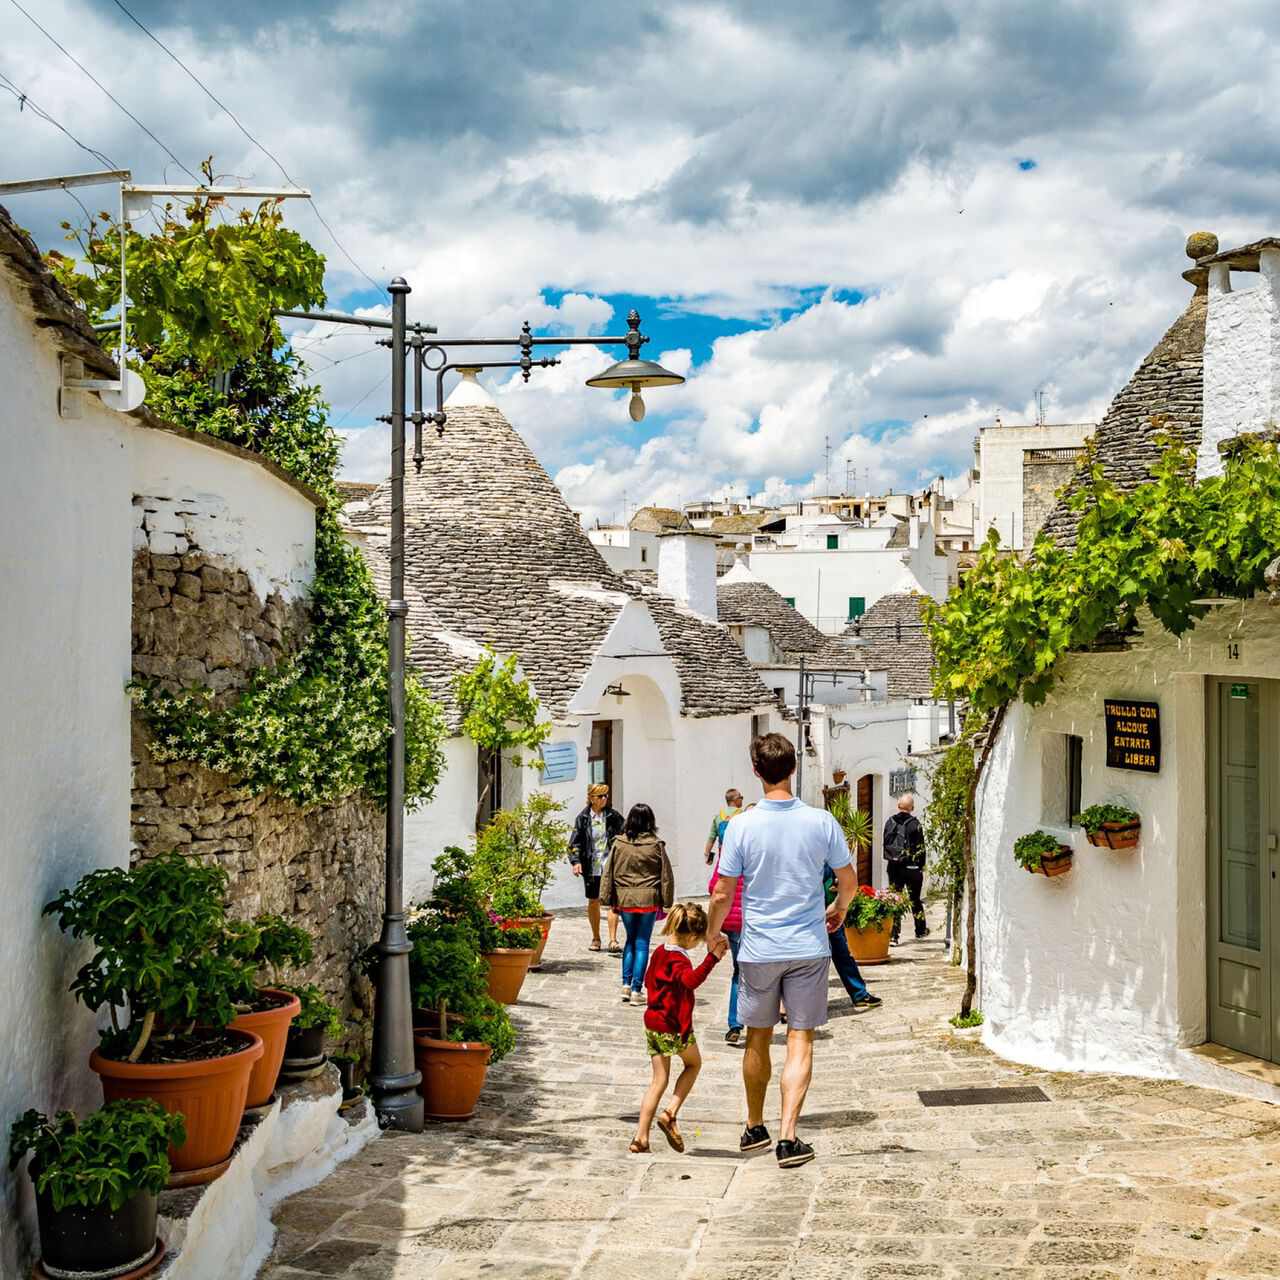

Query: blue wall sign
<box><xmin>539</xmin><ymin>741</ymin><xmax>578</xmax><ymax>784</ymax></box>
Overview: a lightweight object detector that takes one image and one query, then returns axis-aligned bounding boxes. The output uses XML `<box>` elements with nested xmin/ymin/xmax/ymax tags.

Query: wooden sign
<box><xmin>1104</xmin><ymin>699</ymin><xmax>1160</xmax><ymax>773</ymax></box>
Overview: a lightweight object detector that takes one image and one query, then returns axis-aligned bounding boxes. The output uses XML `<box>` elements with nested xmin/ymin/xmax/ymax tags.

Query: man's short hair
<box><xmin>750</xmin><ymin>733</ymin><xmax>796</xmax><ymax>785</ymax></box>
<box><xmin>725</xmin><ymin>788</ymin><xmax>742</xmax><ymax>804</ymax></box>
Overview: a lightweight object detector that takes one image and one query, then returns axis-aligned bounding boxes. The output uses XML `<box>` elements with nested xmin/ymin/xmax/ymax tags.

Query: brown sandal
<box><xmin>657</xmin><ymin>1110</ymin><xmax>684</xmax><ymax>1153</ymax></box>
<box><xmin>588</xmin><ymin>940</ymin><xmax>602</xmax><ymax>952</ymax></box>
<box><xmin>628</xmin><ymin>1139</ymin><xmax>649</xmax><ymax>1154</ymax></box>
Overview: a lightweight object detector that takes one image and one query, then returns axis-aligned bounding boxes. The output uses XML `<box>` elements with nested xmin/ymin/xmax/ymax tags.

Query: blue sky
<box><xmin>4</xmin><ymin>1</ymin><xmax>1280</xmax><ymax>520</ymax></box>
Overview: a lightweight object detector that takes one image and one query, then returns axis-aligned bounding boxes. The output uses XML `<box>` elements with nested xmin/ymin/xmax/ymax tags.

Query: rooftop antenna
<box><xmin>823</xmin><ymin>434</ymin><xmax>832</xmax><ymax>499</ymax></box>
<box><xmin>0</xmin><ymin>169</ymin><xmax>309</xmax><ymax>418</ymax></box>
<box><xmin>1035</xmin><ymin>388</ymin><xmax>1046</xmax><ymax>426</ymax></box>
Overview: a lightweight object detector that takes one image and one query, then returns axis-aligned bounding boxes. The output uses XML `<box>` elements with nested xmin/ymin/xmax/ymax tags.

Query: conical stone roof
<box><xmin>352</xmin><ymin>401</ymin><xmax>629</xmax><ymax>720</ymax></box>
<box><xmin>1039</xmin><ymin>288</ymin><xmax>1206</xmax><ymax>547</ymax></box>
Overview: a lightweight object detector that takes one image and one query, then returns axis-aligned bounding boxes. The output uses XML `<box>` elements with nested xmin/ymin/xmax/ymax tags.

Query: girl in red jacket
<box><xmin>630</xmin><ymin>902</ymin><xmax>726</xmax><ymax>1154</ymax></box>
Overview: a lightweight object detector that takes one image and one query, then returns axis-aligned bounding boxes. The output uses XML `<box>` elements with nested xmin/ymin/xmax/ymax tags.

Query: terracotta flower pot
<box><xmin>844</xmin><ymin>916</ymin><xmax>893</xmax><ymax>965</ymax></box>
<box><xmin>90</xmin><ymin>1029</ymin><xmax>263</xmax><ymax>1184</ymax></box>
<box><xmin>229</xmin><ymin>987</ymin><xmax>300</xmax><ymax>1108</ymax></box>
<box><xmin>413</xmin><ymin>1033</ymin><xmax>491</xmax><ymax>1119</ymax></box>
<box><xmin>832</xmin><ymin>770</ymin><xmax>847</xmax><ymax>784</ymax></box>
<box><xmin>504</xmin><ymin>915</ymin><xmax>553</xmax><ymax>967</ymax></box>
<box><xmin>1086</xmin><ymin>821</ymin><xmax>1140</xmax><ymax>850</ymax></box>
<box><xmin>483</xmin><ymin>947</ymin><xmax>535</xmax><ymax>1004</ymax></box>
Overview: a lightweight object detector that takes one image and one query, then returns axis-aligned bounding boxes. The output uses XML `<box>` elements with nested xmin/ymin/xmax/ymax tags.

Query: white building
<box><xmin>974</xmin><ymin>232</ymin><xmax>1280</xmax><ymax>1100</ymax></box>
<box><xmin>716</xmin><ymin>564</ymin><xmax>949</xmax><ymax>889</ymax></box>
<box><xmin>748</xmin><ymin>509</ymin><xmax>954</xmax><ymax>632</ymax></box>
<box><xmin>349</xmin><ymin>379</ymin><xmax>781</xmax><ymax>911</ymax></box>
<box><xmin>971</xmin><ymin>418</ymin><xmax>1094</xmax><ymax>550</ymax></box>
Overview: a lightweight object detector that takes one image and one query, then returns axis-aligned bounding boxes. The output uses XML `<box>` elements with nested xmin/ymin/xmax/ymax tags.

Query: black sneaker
<box><xmin>852</xmin><ymin>994</ymin><xmax>883</xmax><ymax>1010</ymax></box>
<box><xmin>725</xmin><ymin>1027</ymin><xmax>742</xmax><ymax>1045</ymax></box>
<box><xmin>739</xmin><ymin>1124</ymin><xmax>771</xmax><ymax>1153</ymax></box>
<box><xmin>775</xmin><ymin>1137</ymin><xmax>815</xmax><ymax>1168</ymax></box>
<box><xmin>916</xmin><ymin>927</ymin><xmax>931</xmax><ymax>939</ymax></box>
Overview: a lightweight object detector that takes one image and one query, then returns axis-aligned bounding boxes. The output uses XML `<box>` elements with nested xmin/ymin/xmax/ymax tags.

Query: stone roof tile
<box><xmin>847</xmin><ymin>592</ymin><xmax>935</xmax><ymax>699</ymax></box>
<box><xmin>1039</xmin><ymin>290</ymin><xmax>1206</xmax><ymax>547</ymax></box>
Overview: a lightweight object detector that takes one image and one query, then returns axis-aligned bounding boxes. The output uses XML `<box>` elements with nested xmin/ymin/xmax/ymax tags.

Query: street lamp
<box><xmin>278</xmin><ymin>285</ymin><xmax>684</xmax><ymax>1133</ymax></box>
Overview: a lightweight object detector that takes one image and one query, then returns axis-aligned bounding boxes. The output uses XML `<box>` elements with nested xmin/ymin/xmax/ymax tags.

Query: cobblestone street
<box><xmin>262</xmin><ymin>910</ymin><xmax>1280</xmax><ymax>1280</ymax></box>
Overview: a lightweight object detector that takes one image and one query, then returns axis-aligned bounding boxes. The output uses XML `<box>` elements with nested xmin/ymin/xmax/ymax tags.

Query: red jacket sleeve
<box><xmin>670</xmin><ymin>951</ymin><xmax>720</xmax><ymax>991</ymax></box>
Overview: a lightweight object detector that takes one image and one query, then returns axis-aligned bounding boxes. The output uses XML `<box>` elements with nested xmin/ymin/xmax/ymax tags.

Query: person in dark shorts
<box><xmin>569</xmin><ymin>783</ymin><xmax>623</xmax><ymax>951</ymax></box>
<box><xmin>884</xmin><ymin>793</ymin><xmax>928</xmax><ymax>944</ymax></box>
<box><xmin>708</xmin><ymin>734</ymin><xmax>856</xmax><ymax>1169</ymax></box>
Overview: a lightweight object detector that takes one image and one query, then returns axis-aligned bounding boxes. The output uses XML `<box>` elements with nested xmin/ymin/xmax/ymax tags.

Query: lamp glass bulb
<box><xmin>628</xmin><ymin>387</ymin><xmax>645</xmax><ymax>422</ymax></box>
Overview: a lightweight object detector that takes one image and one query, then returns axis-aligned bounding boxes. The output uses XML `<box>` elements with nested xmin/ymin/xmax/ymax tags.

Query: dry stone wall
<box><xmin>131</xmin><ymin>500</ymin><xmax>382</xmax><ymax>1057</ymax></box>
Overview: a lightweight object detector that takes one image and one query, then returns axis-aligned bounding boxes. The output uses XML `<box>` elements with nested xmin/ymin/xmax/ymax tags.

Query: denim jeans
<box><xmin>828</xmin><ymin>923</ymin><xmax>870</xmax><ymax>1002</ymax></box>
<box><xmin>621</xmin><ymin>910</ymin><xmax>657</xmax><ymax>991</ymax></box>
<box><xmin>725</xmin><ymin>929</ymin><xmax>742</xmax><ymax>1030</ymax></box>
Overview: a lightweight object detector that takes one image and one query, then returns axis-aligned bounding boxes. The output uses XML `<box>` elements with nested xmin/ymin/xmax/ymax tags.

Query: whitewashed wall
<box><xmin>0</xmin><ymin>271</ymin><xmax>134</xmax><ymax>1277</ymax></box>
<box><xmin>130</xmin><ymin>427</ymin><xmax>316</xmax><ymax>601</ymax></box>
<box><xmin>976</xmin><ymin>422</ymin><xmax>1093</xmax><ymax>549</ymax></box>
<box><xmin>975</xmin><ymin>601</ymin><xmax>1280</xmax><ymax>1081</ymax></box>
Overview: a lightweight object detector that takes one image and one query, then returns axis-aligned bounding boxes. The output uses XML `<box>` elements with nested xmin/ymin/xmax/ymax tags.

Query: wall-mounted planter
<box><xmin>1034</xmin><ymin>847</ymin><xmax>1074</xmax><ymax>877</ymax></box>
<box><xmin>1085</xmin><ymin>821</ymin><xmax>1140</xmax><ymax>850</ymax></box>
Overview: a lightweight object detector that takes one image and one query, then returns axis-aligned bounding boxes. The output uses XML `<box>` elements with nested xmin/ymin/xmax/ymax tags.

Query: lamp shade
<box><xmin>585</xmin><ymin>356</ymin><xmax>685</xmax><ymax>390</ymax></box>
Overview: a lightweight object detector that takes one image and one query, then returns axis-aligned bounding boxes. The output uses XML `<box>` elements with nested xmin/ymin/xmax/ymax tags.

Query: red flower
<box><xmin>859</xmin><ymin>884</ymin><xmax>877</xmax><ymax>898</ymax></box>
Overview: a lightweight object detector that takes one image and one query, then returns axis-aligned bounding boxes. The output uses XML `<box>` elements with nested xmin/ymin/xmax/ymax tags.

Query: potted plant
<box><xmin>9</xmin><ymin>1100</ymin><xmax>184</xmax><ymax>1279</ymax></box>
<box><xmin>843</xmin><ymin>885</ymin><xmax>910</xmax><ymax>964</ymax></box>
<box><xmin>278</xmin><ymin>984</ymin><xmax>343</xmax><ymax>1073</ymax></box>
<box><xmin>407</xmin><ymin>849</ymin><xmax>518</xmax><ymax>1119</ymax></box>
<box><xmin>1074</xmin><ymin>803</ymin><xmax>1141</xmax><ymax>849</ymax></box>
<box><xmin>832</xmin><ymin>767</ymin><xmax>848</xmax><ymax>785</ymax></box>
<box><xmin>432</xmin><ymin>844</ymin><xmax>538</xmax><ymax>1003</ymax></box>
<box><xmin>1013</xmin><ymin>830</ymin><xmax>1074</xmax><ymax>876</ymax></box>
<box><xmin>229</xmin><ymin>914</ymin><xmax>311</xmax><ymax>1110</ymax></box>
<box><xmin>472</xmin><ymin>794</ymin><xmax>570</xmax><ymax>968</ymax></box>
<box><xmin>829</xmin><ymin>790</ymin><xmax>873</xmax><ymax>858</ymax></box>
<box><xmin>43</xmin><ymin>854</ymin><xmax>265</xmax><ymax>1185</ymax></box>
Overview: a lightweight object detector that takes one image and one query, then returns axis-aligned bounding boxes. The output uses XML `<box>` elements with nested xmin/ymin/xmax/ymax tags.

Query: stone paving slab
<box><xmin>259</xmin><ymin>908</ymin><xmax>1280</xmax><ymax>1279</ymax></box>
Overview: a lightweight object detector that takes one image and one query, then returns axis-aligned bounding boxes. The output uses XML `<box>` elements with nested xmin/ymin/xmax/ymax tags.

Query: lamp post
<box><xmin>278</xmin><ymin>286</ymin><xmax>684</xmax><ymax>1132</ymax></box>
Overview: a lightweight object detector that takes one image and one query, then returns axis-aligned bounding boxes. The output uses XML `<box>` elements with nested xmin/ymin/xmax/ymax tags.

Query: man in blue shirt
<box><xmin>708</xmin><ymin>733</ymin><xmax>856</xmax><ymax>1168</ymax></box>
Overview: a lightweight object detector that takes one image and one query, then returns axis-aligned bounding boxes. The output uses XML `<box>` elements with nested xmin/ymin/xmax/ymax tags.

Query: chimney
<box><xmin>1197</xmin><ymin>231</ymin><xmax>1280</xmax><ymax>478</ymax></box>
<box><xmin>658</xmin><ymin>530</ymin><xmax>719</xmax><ymax>620</ymax></box>
<box><xmin>908</xmin><ymin>513</ymin><xmax>920</xmax><ymax>549</ymax></box>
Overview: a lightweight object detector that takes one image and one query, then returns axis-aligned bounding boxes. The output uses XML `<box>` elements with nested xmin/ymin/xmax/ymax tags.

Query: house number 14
<box><xmin>1226</xmin><ymin>640</ymin><xmax>1242</xmax><ymax>662</ymax></box>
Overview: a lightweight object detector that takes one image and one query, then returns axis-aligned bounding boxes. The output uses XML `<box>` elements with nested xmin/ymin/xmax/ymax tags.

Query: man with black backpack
<box><xmin>883</xmin><ymin>793</ymin><xmax>928</xmax><ymax>944</ymax></box>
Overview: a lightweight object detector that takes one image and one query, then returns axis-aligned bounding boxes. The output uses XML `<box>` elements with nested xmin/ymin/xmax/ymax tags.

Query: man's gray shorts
<box><xmin>738</xmin><ymin>957</ymin><xmax>829</xmax><ymax>1030</ymax></box>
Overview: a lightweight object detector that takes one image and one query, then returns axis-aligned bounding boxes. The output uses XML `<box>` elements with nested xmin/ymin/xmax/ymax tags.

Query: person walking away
<box><xmin>708</xmin><ymin>847</ymin><xmax>746</xmax><ymax>1043</ymax></box>
<box><xmin>884</xmin><ymin>793</ymin><xmax>928</xmax><ymax>944</ymax></box>
<box><xmin>708</xmin><ymin>733</ymin><xmax>856</xmax><ymax>1169</ymax></box>
<box><xmin>824</xmin><ymin>868</ymin><xmax>881</xmax><ymax>1010</ymax></box>
<box><xmin>569</xmin><ymin>784</ymin><xmax>624</xmax><ymax>952</ymax></box>
<box><xmin>601</xmin><ymin>803</ymin><xmax>675</xmax><ymax>1002</ymax></box>
<box><xmin>704</xmin><ymin>787</ymin><xmax>744</xmax><ymax>864</ymax></box>
<box><xmin>630</xmin><ymin>902</ymin><xmax>726</xmax><ymax>1154</ymax></box>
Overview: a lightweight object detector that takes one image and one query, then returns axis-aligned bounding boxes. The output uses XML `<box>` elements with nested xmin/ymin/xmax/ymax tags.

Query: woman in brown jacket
<box><xmin>601</xmin><ymin>803</ymin><xmax>675</xmax><ymax>1003</ymax></box>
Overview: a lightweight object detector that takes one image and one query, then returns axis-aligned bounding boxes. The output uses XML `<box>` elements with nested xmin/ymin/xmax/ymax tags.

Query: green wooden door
<box><xmin>1207</xmin><ymin>679</ymin><xmax>1276</xmax><ymax>1061</ymax></box>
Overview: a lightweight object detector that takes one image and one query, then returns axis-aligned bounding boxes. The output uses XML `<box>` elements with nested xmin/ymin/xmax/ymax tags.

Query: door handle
<box><xmin>1269</xmin><ymin>833</ymin><xmax>1279</xmax><ymax>852</ymax></box>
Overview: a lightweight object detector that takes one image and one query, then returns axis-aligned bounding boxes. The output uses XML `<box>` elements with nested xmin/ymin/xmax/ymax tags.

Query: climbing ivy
<box><xmin>925</xmin><ymin>433</ymin><xmax>1280</xmax><ymax>711</ymax></box>
<box><xmin>51</xmin><ymin>165</ymin><xmax>446</xmax><ymax>809</ymax></box>
<box><xmin>921</xmin><ymin>734</ymin><xmax>975</xmax><ymax>939</ymax></box>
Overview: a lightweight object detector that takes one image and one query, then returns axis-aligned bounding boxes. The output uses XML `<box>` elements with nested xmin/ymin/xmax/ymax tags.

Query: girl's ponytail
<box><xmin>662</xmin><ymin>901</ymin><xmax>708</xmax><ymax>940</ymax></box>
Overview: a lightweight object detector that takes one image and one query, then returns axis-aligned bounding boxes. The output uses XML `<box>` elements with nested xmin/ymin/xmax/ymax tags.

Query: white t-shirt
<box><xmin>718</xmin><ymin>797</ymin><xmax>851</xmax><ymax>964</ymax></box>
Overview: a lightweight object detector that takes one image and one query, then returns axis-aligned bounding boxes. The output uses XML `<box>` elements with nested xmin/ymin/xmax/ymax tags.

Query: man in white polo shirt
<box><xmin>707</xmin><ymin>733</ymin><xmax>856</xmax><ymax>1168</ymax></box>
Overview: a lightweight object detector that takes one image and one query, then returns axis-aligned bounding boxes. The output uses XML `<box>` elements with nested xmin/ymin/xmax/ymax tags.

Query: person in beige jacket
<box><xmin>601</xmin><ymin>804</ymin><xmax>675</xmax><ymax>1002</ymax></box>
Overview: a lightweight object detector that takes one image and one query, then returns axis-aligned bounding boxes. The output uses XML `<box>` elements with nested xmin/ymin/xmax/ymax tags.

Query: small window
<box><xmin>826</xmin><ymin>533</ymin><xmax>839</xmax><ymax>550</ymax></box>
<box><xmin>1041</xmin><ymin>732</ymin><xmax>1083</xmax><ymax>826</ymax></box>
<box><xmin>640</xmin><ymin>547</ymin><xmax>647</xmax><ymax>564</ymax></box>
<box><xmin>783</xmin><ymin>597</ymin><xmax>796</xmax><ymax>608</ymax></box>
<box><xmin>847</xmin><ymin>596</ymin><xmax>866</xmax><ymax>620</ymax></box>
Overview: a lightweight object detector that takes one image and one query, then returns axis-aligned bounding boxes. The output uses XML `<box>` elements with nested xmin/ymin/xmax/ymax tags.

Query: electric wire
<box><xmin>6</xmin><ymin>0</ymin><xmax>200</xmax><ymax>182</ymax></box>
<box><xmin>332</xmin><ymin>372</ymin><xmax>389</xmax><ymax>427</ymax></box>
<box><xmin>0</xmin><ymin>70</ymin><xmax>117</xmax><ymax>168</ymax></box>
<box><xmin>105</xmin><ymin>0</ymin><xmax>390</xmax><ymax>300</ymax></box>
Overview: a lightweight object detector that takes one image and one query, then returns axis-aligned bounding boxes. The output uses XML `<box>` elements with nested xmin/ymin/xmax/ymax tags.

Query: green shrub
<box><xmin>949</xmin><ymin>1009</ymin><xmax>985</xmax><ymax>1029</ymax></box>
<box><xmin>472</xmin><ymin>793</ymin><xmax>569</xmax><ymax>919</ymax></box>
<box><xmin>280</xmin><ymin>983</ymin><xmax>343</xmax><ymax>1037</ymax></box>
<box><xmin>1012</xmin><ymin>830</ymin><xmax>1066</xmax><ymax>872</ymax></box>
<box><xmin>8</xmin><ymin>1101</ymin><xmax>185</xmax><ymax>1211</ymax></box>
